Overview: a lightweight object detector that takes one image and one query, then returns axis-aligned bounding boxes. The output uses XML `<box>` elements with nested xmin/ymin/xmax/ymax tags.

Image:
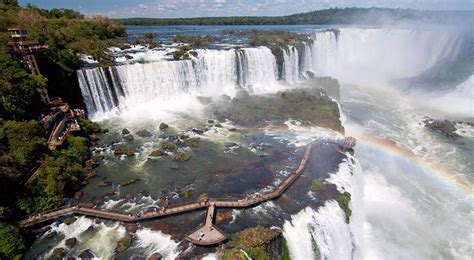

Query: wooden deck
<box><xmin>18</xmin><ymin>138</ymin><xmax>354</xmax><ymax>245</ymax></box>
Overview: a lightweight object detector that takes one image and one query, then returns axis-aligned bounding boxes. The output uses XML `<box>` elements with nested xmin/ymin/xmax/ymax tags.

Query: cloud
<box><xmin>138</xmin><ymin>3</ymin><xmax>148</xmax><ymax>9</ymax></box>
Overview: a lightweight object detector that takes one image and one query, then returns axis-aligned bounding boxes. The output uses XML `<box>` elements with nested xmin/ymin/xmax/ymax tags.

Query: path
<box><xmin>18</xmin><ymin>137</ymin><xmax>355</xmax><ymax>245</ymax></box>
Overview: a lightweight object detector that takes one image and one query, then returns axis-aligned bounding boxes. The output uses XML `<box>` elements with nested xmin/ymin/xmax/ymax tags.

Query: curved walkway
<box><xmin>18</xmin><ymin>137</ymin><xmax>355</xmax><ymax>244</ymax></box>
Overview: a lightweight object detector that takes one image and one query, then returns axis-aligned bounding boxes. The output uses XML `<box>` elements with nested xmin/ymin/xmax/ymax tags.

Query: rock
<box><xmin>74</xmin><ymin>191</ymin><xmax>83</xmax><ymax>200</ymax></box>
<box><xmin>186</xmin><ymin>138</ymin><xmax>199</xmax><ymax>148</ymax></box>
<box><xmin>122</xmin><ymin>128</ymin><xmax>130</xmax><ymax>135</ymax></box>
<box><xmin>136</xmin><ymin>130</ymin><xmax>153</xmax><ymax>137</ymax></box>
<box><xmin>228</xmin><ymin>128</ymin><xmax>237</xmax><ymax>132</ymax></box>
<box><xmin>159</xmin><ymin>123</ymin><xmax>169</xmax><ymax>130</ymax></box>
<box><xmin>78</xmin><ymin>249</ymin><xmax>95</xmax><ymax>259</ymax></box>
<box><xmin>161</xmin><ymin>141</ymin><xmax>175</xmax><ymax>151</ymax></box>
<box><xmin>216</xmin><ymin>211</ymin><xmax>233</xmax><ymax>225</ymax></box>
<box><xmin>65</xmin><ymin>237</ymin><xmax>77</xmax><ymax>248</ymax></box>
<box><xmin>63</xmin><ymin>217</ymin><xmax>77</xmax><ymax>225</ymax></box>
<box><xmin>207</xmin><ymin>119</ymin><xmax>215</xmax><ymax>124</ymax></box>
<box><xmin>214</xmin><ymin>123</ymin><xmax>222</xmax><ymax>128</ymax></box>
<box><xmin>225</xmin><ymin>142</ymin><xmax>238</xmax><ymax>148</ymax></box>
<box><xmin>121</xmin><ymin>178</ymin><xmax>140</xmax><ymax>186</ymax></box>
<box><xmin>149</xmin><ymin>150</ymin><xmax>164</xmax><ymax>157</ymax></box>
<box><xmin>125</xmin><ymin>54</ymin><xmax>134</xmax><ymax>60</ymax></box>
<box><xmin>173</xmin><ymin>153</ymin><xmax>191</xmax><ymax>162</ymax></box>
<box><xmin>99</xmin><ymin>181</ymin><xmax>112</xmax><ymax>187</ymax></box>
<box><xmin>116</xmin><ymin>234</ymin><xmax>133</xmax><ymax>253</ymax></box>
<box><xmin>170</xmin><ymin>163</ymin><xmax>179</xmax><ymax>170</ymax></box>
<box><xmin>52</xmin><ymin>248</ymin><xmax>65</xmax><ymax>259</ymax></box>
<box><xmin>113</xmin><ymin>146</ymin><xmax>135</xmax><ymax>156</ymax></box>
<box><xmin>123</xmin><ymin>134</ymin><xmax>134</xmax><ymax>142</ymax></box>
<box><xmin>191</xmin><ymin>128</ymin><xmax>204</xmax><ymax>135</ymax></box>
<box><xmin>125</xmin><ymin>223</ymin><xmax>139</xmax><ymax>233</ymax></box>
<box><xmin>182</xmin><ymin>189</ymin><xmax>193</xmax><ymax>200</ymax></box>
<box><xmin>423</xmin><ymin>119</ymin><xmax>459</xmax><ymax>139</ymax></box>
<box><xmin>148</xmin><ymin>252</ymin><xmax>163</xmax><ymax>260</ymax></box>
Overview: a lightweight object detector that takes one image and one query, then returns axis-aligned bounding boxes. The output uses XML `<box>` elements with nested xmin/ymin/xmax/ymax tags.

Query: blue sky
<box><xmin>19</xmin><ymin>0</ymin><xmax>474</xmax><ymax>18</ymax></box>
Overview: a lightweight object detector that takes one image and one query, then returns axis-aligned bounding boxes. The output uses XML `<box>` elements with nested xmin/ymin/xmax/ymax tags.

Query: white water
<box><xmin>78</xmin><ymin>46</ymin><xmax>281</xmax><ymax>120</ymax></box>
<box><xmin>282</xmin><ymin>46</ymin><xmax>300</xmax><ymax>84</ymax></box>
<box><xmin>307</xmin><ymin>28</ymin><xmax>462</xmax><ymax>86</ymax></box>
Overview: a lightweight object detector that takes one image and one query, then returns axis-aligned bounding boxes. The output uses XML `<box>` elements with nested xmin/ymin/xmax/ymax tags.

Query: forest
<box><xmin>119</xmin><ymin>7</ymin><xmax>469</xmax><ymax>26</ymax></box>
<box><xmin>0</xmin><ymin>1</ymin><xmax>125</xmax><ymax>258</ymax></box>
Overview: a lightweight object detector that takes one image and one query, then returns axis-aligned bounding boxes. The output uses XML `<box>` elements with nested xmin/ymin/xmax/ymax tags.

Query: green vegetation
<box><xmin>214</xmin><ymin>89</ymin><xmax>343</xmax><ymax>132</ymax></box>
<box><xmin>173</xmin><ymin>34</ymin><xmax>217</xmax><ymax>47</ymax></box>
<box><xmin>224</xmin><ymin>226</ymin><xmax>284</xmax><ymax>260</ymax></box>
<box><xmin>335</xmin><ymin>192</ymin><xmax>352</xmax><ymax>223</ymax></box>
<box><xmin>172</xmin><ymin>46</ymin><xmax>191</xmax><ymax>60</ymax></box>
<box><xmin>118</xmin><ymin>8</ymin><xmax>466</xmax><ymax>26</ymax></box>
<box><xmin>149</xmin><ymin>149</ymin><xmax>164</xmax><ymax>157</ymax></box>
<box><xmin>52</xmin><ymin>247</ymin><xmax>65</xmax><ymax>259</ymax></box>
<box><xmin>0</xmin><ymin>222</ymin><xmax>26</xmax><ymax>260</ymax></box>
<box><xmin>309</xmin><ymin>180</ymin><xmax>325</xmax><ymax>192</ymax></box>
<box><xmin>113</xmin><ymin>146</ymin><xmax>135</xmax><ymax>156</ymax></box>
<box><xmin>115</xmin><ymin>234</ymin><xmax>133</xmax><ymax>253</ymax></box>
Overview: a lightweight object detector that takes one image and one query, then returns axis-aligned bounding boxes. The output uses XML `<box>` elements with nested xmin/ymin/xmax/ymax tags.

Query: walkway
<box><xmin>18</xmin><ymin>137</ymin><xmax>355</xmax><ymax>244</ymax></box>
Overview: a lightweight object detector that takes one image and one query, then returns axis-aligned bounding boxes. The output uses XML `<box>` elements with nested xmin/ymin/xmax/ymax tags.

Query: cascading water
<box><xmin>306</xmin><ymin>28</ymin><xmax>462</xmax><ymax>85</ymax></box>
<box><xmin>78</xmin><ymin>46</ymin><xmax>280</xmax><ymax>119</ymax></box>
<box><xmin>282</xmin><ymin>46</ymin><xmax>300</xmax><ymax>84</ymax></box>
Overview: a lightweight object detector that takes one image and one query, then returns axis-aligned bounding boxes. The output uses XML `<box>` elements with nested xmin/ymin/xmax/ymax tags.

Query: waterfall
<box><xmin>282</xmin><ymin>46</ymin><xmax>300</xmax><ymax>84</ymax></box>
<box><xmin>306</xmin><ymin>28</ymin><xmax>462</xmax><ymax>85</ymax></box>
<box><xmin>77</xmin><ymin>47</ymin><xmax>280</xmax><ymax>118</ymax></box>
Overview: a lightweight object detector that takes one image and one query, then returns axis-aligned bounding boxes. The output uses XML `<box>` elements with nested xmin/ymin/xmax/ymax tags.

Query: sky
<box><xmin>18</xmin><ymin>0</ymin><xmax>474</xmax><ymax>18</ymax></box>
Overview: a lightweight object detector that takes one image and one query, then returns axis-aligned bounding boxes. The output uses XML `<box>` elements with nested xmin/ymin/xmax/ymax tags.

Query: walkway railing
<box><xmin>18</xmin><ymin>138</ymin><xmax>353</xmax><ymax>227</ymax></box>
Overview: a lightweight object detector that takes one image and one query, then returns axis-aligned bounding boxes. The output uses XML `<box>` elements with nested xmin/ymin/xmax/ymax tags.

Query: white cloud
<box><xmin>138</xmin><ymin>3</ymin><xmax>148</xmax><ymax>9</ymax></box>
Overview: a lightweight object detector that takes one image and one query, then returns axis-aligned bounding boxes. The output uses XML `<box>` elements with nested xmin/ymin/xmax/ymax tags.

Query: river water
<box><xmin>27</xmin><ymin>24</ymin><xmax>473</xmax><ymax>259</ymax></box>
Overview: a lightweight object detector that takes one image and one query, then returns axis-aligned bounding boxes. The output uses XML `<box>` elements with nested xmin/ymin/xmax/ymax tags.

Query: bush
<box><xmin>335</xmin><ymin>192</ymin><xmax>352</xmax><ymax>223</ymax></box>
<box><xmin>0</xmin><ymin>222</ymin><xmax>26</xmax><ymax>259</ymax></box>
<box><xmin>309</xmin><ymin>180</ymin><xmax>325</xmax><ymax>192</ymax></box>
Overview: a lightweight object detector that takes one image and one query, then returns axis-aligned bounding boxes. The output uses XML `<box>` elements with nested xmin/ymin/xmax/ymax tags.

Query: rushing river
<box><xmin>27</xmin><ymin>24</ymin><xmax>473</xmax><ymax>259</ymax></box>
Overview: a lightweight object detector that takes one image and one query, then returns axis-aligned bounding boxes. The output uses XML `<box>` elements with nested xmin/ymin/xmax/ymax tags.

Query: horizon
<box><xmin>18</xmin><ymin>0</ymin><xmax>474</xmax><ymax>19</ymax></box>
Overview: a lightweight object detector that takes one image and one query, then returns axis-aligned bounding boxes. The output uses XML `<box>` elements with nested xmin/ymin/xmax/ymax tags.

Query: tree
<box><xmin>0</xmin><ymin>222</ymin><xmax>25</xmax><ymax>259</ymax></box>
<box><xmin>1</xmin><ymin>0</ymin><xmax>18</xmax><ymax>7</ymax></box>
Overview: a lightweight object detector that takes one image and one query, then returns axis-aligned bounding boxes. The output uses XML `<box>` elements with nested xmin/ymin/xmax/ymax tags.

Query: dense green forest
<box><xmin>0</xmin><ymin>1</ymin><xmax>124</xmax><ymax>258</ymax></box>
<box><xmin>119</xmin><ymin>7</ymin><xmax>470</xmax><ymax>26</ymax></box>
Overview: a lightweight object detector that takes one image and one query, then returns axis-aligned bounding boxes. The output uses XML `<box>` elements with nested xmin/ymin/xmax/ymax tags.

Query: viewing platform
<box><xmin>18</xmin><ymin>137</ymin><xmax>356</xmax><ymax>245</ymax></box>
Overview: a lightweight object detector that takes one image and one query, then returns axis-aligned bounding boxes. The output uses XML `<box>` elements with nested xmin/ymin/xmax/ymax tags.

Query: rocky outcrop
<box><xmin>78</xmin><ymin>249</ymin><xmax>95</xmax><ymax>259</ymax></box>
<box><xmin>136</xmin><ymin>130</ymin><xmax>153</xmax><ymax>137</ymax></box>
<box><xmin>63</xmin><ymin>217</ymin><xmax>77</xmax><ymax>225</ymax></box>
<box><xmin>148</xmin><ymin>253</ymin><xmax>163</xmax><ymax>260</ymax></box>
<box><xmin>113</xmin><ymin>146</ymin><xmax>135</xmax><ymax>156</ymax></box>
<box><xmin>52</xmin><ymin>248</ymin><xmax>65</xmax><ymax>259</ymax></box>
<box><xmin>65</xmin><ymin>237</ymin><xmax>77</xmax><ymax>248</ymax></box>
<box><xmin>159</xmin><ymin>123</ymin><xmax>169</xmax><ymax>130</ymax></box>
<box><xmin>423</xmin><ymin>118</ymin><xmax>460</xmax><ymax>139</ymax></box>
<box><xmin>116</xmin><ymin>234</ymin><xmax>133</xmax><ymax>254</ymax></box>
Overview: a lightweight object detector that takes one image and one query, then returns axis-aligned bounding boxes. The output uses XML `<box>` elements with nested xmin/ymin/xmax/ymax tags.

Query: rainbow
<box><xmin>354</xmin><ymin>135</ymin><xmax>473</xmax><ymax>199</ymax></box>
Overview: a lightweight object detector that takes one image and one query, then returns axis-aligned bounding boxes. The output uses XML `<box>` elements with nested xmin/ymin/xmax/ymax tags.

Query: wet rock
<box><xmin>63</xmin><ymin>217</ymin><xmax>77</xmax><ymax>225</ymax></box>
<box><xmin>148</xmin><ymin>252</ymin><xmax>163</xmax><ymax>260</ymax></box>
<box><xmin>52</xmin><ymin>248</ymin><xmax>65</xmax><ymax>259</ymax></box>
<box><xmin>121</xmin><ymin>178</ymin><xmax>140</xmax><ymax>186</ymax></box>
<box><xmin>99</xmin><ymin>181</ymin><xmax>112</xmax><ymax>187</ymax></box>
<box><xmin>228</xmin><ymin>128</ymin><xmax>237</xmax><ymax>132</ymax></box>
<box><xmin>191</xmin><ymin>128</ymin><xmax>204</xmax><ymax>135</ymax></box>
<box><xmin>78</xmin><ymin>249</ymin><xmax>95</xmax><ymax>259</ymax></box>
<box><xmin>225</xmin><ymin>142</ymin><xmax>238</xmax><ymax>148</ymax></box>
<box><xmin>136</xmin><ymin>129</ymin><xmax>153</xmax><ymax>137</ymax></box>
<box><xmin>423</xmin><ymin>118</ymin><xmax>460</xmax><ymax>139</ymax></box>
<box><xmin>149</xmin><ymin>150</ymin><xmax>164</xmax><ymax>157</ymax></box>
<box><xmin>207</xmin><ymin>119</ymin><xmax>215</xmax><ymax>124</ymax></box>
<box><xmin>170</xmin><ymin>163</ymin><xmax>179</xmax><ymax>170</ymax></box>
<box><xmin>116</xmin><ymin>234</ymin><xmax>133</xmax><ymax>253</ymax></box>
<box><xmin>122</xmin><ymin>128</ymin><xmax>130</xmax><ymax>135</ymax></box>
<box><xmin>123</xmin><ymin>134</ymin><xmax>134</xmax><ymax>142</ymax></box>
<box><xmin>161</xmin><ymin>141</ymin><xmax>175</xmax><ymax>151</ymax></box>
<box><xmin>125</xmin><ymin>223</ymin><xmax>139</xmax><ymax>233</ymax></box>
<box><xmin>186</xmin><ymin>138</ymin><xmax>199</xmax><ymax>148</ymax></box>
<box><xmin>114</xmin><ymin>146</ymin><xmax>135</xmax><ymax>156</ymax></box>
<box><xmin>74</xmin><ymin>191</ymin><xmax>83</xmax><ymax>200</ymax></box>
<box><xmin>216</xmin><ymin>211</ymin><xmax>233</xmax><ymax>225</ymax></box>
<box><xmin>65</xmin><ymin>237</ymin><xmax>77</xmax><ymax>248</ymax></box>
<box><xmin>214</xmin><ymin>123</ymin><xmax>222</xmax><ymax>128</ymax></box>
<box><xmin>173</xmin><ymin>153</ymin><xmax>191</xmax><ymax>162</ymax></box>
<box><xmin>125</xmin><ymin>54</ymin><xmax>134</xmax><ymax>60</ymax></box>
<box><xmin>159</xmin><ymin>123</ymin><xmax>169</xmax><ymax>130</ymax></box>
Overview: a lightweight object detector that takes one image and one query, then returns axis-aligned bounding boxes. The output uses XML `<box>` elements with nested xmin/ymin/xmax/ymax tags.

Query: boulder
<box><xmin>159</xmin><ymin>123</ymin><xmax>169</xmax><ymax>130</ymax></box>
<box><xmin>65</xmin><ymin>237</ymin><xmax>77</xmax><ymax>248</ymax></box>
<box><xmin>173</xmin><ymin>153</ymin><xmax>191</xmax><ymax>162</ymax></box>
<box><xmin>120</xmin><ymin>178</ymin><xmax>140</xmax><ymax>186</ymax></box>
<box><xmin>161</xmin><ymin>141</ymin><xmax>175</xmax><ymax>151</ymax></box>
<box><xmin>136</xmin><ymin>129</ymin><xmax>153</xmax><ymax>137</ymax></box>
<box><xmin>423</xmin><ymin>119</ymin><xmax>459</xmax><ymax>139</ymax></box>
<box><xmin>113</xmin><ymin>146</ymin><xmax>135</xmax><ymax>156</ymax></box>
<box><xmin>122</xmin><ymin>128</ymin><xmax>130</xmax><ymax>135</ymax></box>
<box><xmin>186</xmin><ymin>138</ymin><xmax>199</xmax><ymax>148</ymax></box>
<box><xmin>148</xmin><ymin>252</ymin><xmax>163</xmax><ymax>260</ymax></box>
<box><xmin>149</xmin><ymin>150</ymin><xmax>164</xmax><ymax>157</ymax></box>
<box><xmin>123</xmin><ymin>134</ymin><xmax>134</xmax><ymax>142</ymax></box>
<box><xmin>116</xmin><ymin>234</ymin><xmax>133</xmax><ymax>253</ymax></box>
<box><xmin>45</xmin><ymin>231</ymin><xmax>57</xmax><ymax>239</ymax></box>
<box><xmin>99</xmin><ymin>181</ymin><xmax>112</xmax><ymax>187</ymax></box>
<box><xmin>52</xmin><ymin>248</ymin><xmax>65</xmax><ymax>259</ymax></box>
<box><xmin>125</xmin><ymin>223</ymin><xmax>139</xmax><ymax>233</ymax></box>
<box><xmin>63</xmin><ymin>217</ymin><xmax>77</xmax><ymax>225</ymax></box>
<box><xmin>78</xmin><ymin>249</ymin><xmax>95</xmax><ymax>259</ymax></box>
